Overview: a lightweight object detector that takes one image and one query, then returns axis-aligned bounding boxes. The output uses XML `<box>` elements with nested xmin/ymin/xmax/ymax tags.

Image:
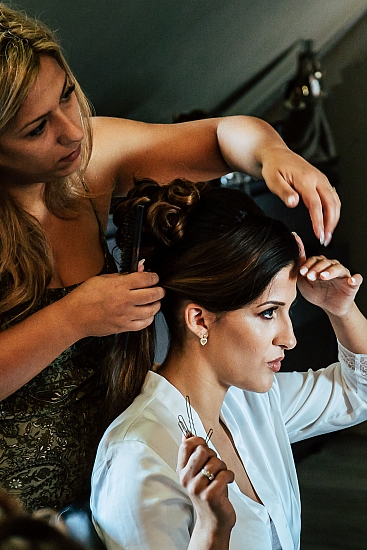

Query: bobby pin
<box><xmin>205</xmin><ymin>428</ymin><xmax>213</xmax><ymax>444</ymax></box>
<box><xmin>177</xmin><ymin>416</ymin><xmax>214</xmax><ymax>443</ymax></box>
<box><xmin>177</xmin><ymin>396</ymin><xmax>213</xmax><ymax>443</ymax></box>
<box><xmin>178</xmin><ymin>415</ymin><xmax>193</xmax><ymax>438</ymax></box>
<box><xmin>185</xmin><ymin>395</ymin><xmax>197</xmax><ymax>437</ymax></box>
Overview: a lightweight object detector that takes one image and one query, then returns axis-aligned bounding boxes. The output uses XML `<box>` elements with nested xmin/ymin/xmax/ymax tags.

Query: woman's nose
<box><xmin>274</xmin><ymin>316</ymin><xmax>297</xmax><ymax>350</ymax></box>
<box><xmin>57</xmin><ymin>111</ymin><xmax>84</xmax><ymax>145</ymax></box>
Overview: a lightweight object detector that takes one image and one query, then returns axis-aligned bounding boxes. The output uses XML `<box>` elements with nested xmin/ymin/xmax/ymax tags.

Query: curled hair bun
<box><xmin>116</xmin><ymin>178</ymin><xmax>207</xmax><ymax>249</ymax></box>
<box><xmin>147</xmin><ymin>179</ymin><xmax>206</xmax><ymax>246</ymax></box>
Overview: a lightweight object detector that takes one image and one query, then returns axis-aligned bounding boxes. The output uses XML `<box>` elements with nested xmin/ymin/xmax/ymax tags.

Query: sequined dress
<box><xmin>0</xmin><ymin>219</ymin><xmax>117</xmax><ymax>513</ymax></box>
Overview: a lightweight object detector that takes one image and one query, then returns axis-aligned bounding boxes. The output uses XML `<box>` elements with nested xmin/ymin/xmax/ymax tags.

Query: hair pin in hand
<box><xmin>185</xmin><ymin>395</ymin><xmax>196</xmax><ymax>436</ymax></box>
<box><xmin>205</xmin><ymin>428</ymin><xmax>213</xmax><ymax>444</ymax></box>
<box><xmin>178</xmin><ymin>415</ymin><xmax>193</xmax><ymax>438</ymax></box>
<box><xmin>177</xmin><ymin>396</ymin><xmax>213</xmax><ymax>443</ymax></box>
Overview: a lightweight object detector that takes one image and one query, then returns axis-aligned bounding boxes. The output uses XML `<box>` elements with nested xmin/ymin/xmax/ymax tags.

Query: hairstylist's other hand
<box><xmin>63</xmin><ymin>272</ymin><xmax>164</xmax><ymax>338</ymax></box>
<box><xmin>177</xmin><ymin>436</ymin><xmax>235</xmax><ymax>549</ymax></box>
<box><xmin>297</xmin><ymin>254</ymin><xmax>362</xmax><ymax>318</ymax></box>
<box><xmin>261</xmin><ymin>147</ymin><xmax>340</xmax><ymax>246</ymax></box>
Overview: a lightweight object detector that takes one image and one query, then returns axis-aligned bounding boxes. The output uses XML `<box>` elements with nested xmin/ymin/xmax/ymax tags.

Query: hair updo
<box><xmin>113</xmin><ymin>178</ymin><xmax>205</xmax><ymax>251</ymax></box>
<box><xmin>108</xmin><ymin>179</ymin><xmax>300</xmax><ymax>414</ymax></box>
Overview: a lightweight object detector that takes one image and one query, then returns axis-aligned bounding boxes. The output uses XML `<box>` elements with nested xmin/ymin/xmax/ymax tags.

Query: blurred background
<box><xmin>10</xmin><ymin>1</ymin><xmax>367</xmax><ymax>547</ymax></box>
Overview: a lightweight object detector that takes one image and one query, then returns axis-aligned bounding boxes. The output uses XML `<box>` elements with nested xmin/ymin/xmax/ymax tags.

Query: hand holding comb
<box><xmin>113</xmin><ymin>202</ymin><xmax>145</xmax><ymax>354</ymax></box>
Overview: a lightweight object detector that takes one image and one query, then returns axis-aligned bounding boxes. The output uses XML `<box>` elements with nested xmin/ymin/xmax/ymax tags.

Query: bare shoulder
<box><xmin>86</xmin><ymin>116</ymin><xmax>155</xmax><ymax>196</ymax></box>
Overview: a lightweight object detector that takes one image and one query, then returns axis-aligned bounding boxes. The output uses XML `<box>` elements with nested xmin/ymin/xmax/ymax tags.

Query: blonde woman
<box><xmin>0</xmin><ymin>4</ymin><xmax>339</xmax><ymax>512</ymax></box>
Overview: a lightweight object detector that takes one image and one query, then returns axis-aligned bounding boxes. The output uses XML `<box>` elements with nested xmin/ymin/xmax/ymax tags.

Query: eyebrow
<box><xmin>256</xmin><ymin>300</ymin><xmax>286</xmax><ymax>308</ymax></box>
<box><xmin>20</xmin><ymin>74</ymin><xmax>69</xmax><ymax>132</ymax></box>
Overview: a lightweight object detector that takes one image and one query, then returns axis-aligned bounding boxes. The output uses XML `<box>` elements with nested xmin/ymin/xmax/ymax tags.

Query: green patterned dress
<box><xmin>0</xmin><ymin>243</ymin><xmax>117</xmax><ymax>512</ymax></box>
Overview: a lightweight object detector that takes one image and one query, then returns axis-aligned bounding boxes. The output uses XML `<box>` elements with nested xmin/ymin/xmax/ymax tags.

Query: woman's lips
<box><xmin>59</xmin><ymin>143</ymin><xmax>81</xmax><ymax>163</ymax></box>
<box><xmin>267</xmin><ymin>358</ymin><xmax>284</xmax><ymax>373</ymax></box>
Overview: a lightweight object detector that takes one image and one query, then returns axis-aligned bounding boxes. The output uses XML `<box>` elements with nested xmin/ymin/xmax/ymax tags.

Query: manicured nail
<box><xmin>300</xmin><ymin>266</ymin><xmax>308</xmax><ymax>275</ymax></box>
<box><xmin>350</xmin><ymin>277</ymin><xmax>357</xmax><ymax>284</ymax></box>
<box><xmin>307</xmin><ymin>271</ymin><xmax>316</xmax><ymax>281</ymax></box>
<box><xmin>319</xmin><ymin>230</ymin><xmax>325</xmax><ymax>246</ymax></box>
<box><xmin>138</xmin><ymin>259</ymin><xmax>146</xmax><ymax>267</ymax></box>
<box><xmin>288</xmin><ymin>195</ymin><xmax>296</xmax><ymax>206</ymax></box>
<box><xmin>321</xmin><ymin>271</ymin><xmax>330</xmax><ymax>279</ymax></box>
<box><xmin>323</xmin><ymin>232</ymin><xmax>332</xmax><ymax>247</ymax></box>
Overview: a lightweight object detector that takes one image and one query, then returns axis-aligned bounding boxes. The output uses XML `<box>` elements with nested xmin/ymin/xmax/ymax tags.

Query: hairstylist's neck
<box><xmin>6</xmin><ymin>181</ymin><xmax>46</xmax><ymax>211</ymax></box>
<box><xmin>157</xmin><ymin>345</ymin><xmax>227</xmax><ymax>432</ymax></box>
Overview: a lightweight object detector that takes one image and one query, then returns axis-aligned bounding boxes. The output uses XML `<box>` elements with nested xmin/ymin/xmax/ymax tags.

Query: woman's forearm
<box><xmin>327</xmin><ymin>302</ymin><xmax>367</xmax><ymax>355</ymax></box>
<box><xmin>0</xmin><ymin>271</ymin><xmax>164</xmax><ymax>400</ymax></box>
<box><xmin>0</xmin><ymin>296</ymin><xmax>84</xmax><ymax>400</ymax></box>
<box><xmin>188</xmin><ymin>520</ymin><xmax>232</xmax><ymax>550</ymax></box>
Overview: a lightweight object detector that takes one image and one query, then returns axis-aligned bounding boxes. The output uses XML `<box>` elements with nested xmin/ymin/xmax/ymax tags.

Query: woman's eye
<box><xmin>29</xmin><ymin>120</ymin><xmax>46</xmax><ymax>137</ymax></box>
<box><xmin>61</xmin><ymin>83</ymin><xmax>76</xmax><ymax>102</ymax></box>
<box><xmin>260</xmin><ymin>307</ymin><xmax>278</xmax><ymax>320</ymax></box>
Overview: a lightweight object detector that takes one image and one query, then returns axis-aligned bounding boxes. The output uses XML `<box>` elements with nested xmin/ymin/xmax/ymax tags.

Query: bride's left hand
<box><xmin>297</xmin><ymin>254</ymin><xmax>362</xmax><ymax>317</ymax></box>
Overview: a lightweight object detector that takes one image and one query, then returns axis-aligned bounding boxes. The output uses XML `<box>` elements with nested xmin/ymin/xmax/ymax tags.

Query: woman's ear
<box><xmin>184</xmin><ymin>303</ymin><xmax>215</xmax><ymax>340</ymax></box>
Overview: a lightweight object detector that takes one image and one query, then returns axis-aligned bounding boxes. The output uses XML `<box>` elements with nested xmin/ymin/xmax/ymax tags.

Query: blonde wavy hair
<box><xmin>0</xmin><ymin>4</ymin><xmax>93</xmax><ymax>319</ymax></box>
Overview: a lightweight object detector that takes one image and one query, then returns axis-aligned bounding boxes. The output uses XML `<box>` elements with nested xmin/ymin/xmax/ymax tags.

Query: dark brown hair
<box><xmin>0</xmin><ymin>490</ymin><xmax>85</xmax><ymax>550</ymax></box>
<box><xmin>109</xmin><ymin>179</ymin><xmax>300</xmax><ymax>414</ymax></box>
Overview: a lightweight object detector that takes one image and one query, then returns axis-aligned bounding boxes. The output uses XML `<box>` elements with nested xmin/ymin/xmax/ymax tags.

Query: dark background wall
<box><xmin>322</xmin><ymin>15</ymin><xmax>367</xmax><ymax>314</ymax></box>
<box><xmin>12</xmin><ymin>0</ymin><xmax>367</xmax><ymax>119</ymax></box>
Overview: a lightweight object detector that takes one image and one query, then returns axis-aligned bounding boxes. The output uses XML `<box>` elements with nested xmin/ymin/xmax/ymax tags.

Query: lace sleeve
<box><xmin>338</xmin><ymin>340</ymin><xmax>367</xmax><ymax>396</ymax></box>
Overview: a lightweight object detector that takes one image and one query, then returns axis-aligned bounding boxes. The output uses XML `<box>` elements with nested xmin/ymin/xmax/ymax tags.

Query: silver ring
<box><xmin>201</xmin><ymin>467</ymin><xmax>215</xmax><ymax>481</ymax></box>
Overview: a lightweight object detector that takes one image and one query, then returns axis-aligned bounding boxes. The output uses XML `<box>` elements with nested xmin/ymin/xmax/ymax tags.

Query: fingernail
<box><xmin>323</xmin><ymin>232</ymin><xmax>332</xmax><ymax>247</ymax></box>
<box><xmin>321</xmin><ymin>271</ymin><xmax>330</xmax><ymax>279</ymax></box>
<box><xmin>138</xmin><ymin>259</ymin><xmax>146</xmax><ymax>267</ymax></box>
<box><xmin>350</xmin><ymin>277</ymin><xmax>357</xmax><ymax>284</ymax></box>
<box><xmin>288</xmin><ymin>195</ymin><xmax>296</xmax><ymax>206</ymax></box>
<box><xmin>300</xmin><ymin>266</ymin><xmax>308</xmax><ymax>275</ymax></box>
<box><xmin>319</xmin><ymin>230</ymin><xmax>325</xmax><ymax>246</ymax></box>
<box><xmin>307</xmin><ymin>271</ymin><xmax>316</xmax><ymax>281</ymax></box>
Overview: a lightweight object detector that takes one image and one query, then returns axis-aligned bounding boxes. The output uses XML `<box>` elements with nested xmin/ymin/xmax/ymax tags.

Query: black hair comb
<box><xmin>114</xmin><ymin>203</ymin><xmax>145</xmax><ymax>274</ymax></box>
<box><xmin>113</xmin><ymin>203</ymin><xmax>145</xmax><ymax>356</ymax></box>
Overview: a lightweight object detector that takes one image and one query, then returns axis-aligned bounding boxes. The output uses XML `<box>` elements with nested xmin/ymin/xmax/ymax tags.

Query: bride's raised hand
<box><xmin>297</xmin><ymin>255</ymin><xmax>362</xmax><ymax>317</ymax></box>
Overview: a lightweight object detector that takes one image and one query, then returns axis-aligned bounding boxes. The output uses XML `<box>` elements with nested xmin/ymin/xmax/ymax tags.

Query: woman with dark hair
<box><xmin>91</xmin><ymin>180</ymin><xmax>367</xmax><ymax>550</ymax></box>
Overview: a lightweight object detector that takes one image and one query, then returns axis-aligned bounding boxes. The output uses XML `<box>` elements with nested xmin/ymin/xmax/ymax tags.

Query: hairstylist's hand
<box><xmin>63</xmin><ymin>271</ymin><xmax>165</xmax><ymax>338</ymax></box>
<box><xmin>261</xmin><ymin>147</ymin><xmax>340</xmax><ymax>246</ymax></box>
<box><xmin>297</xmin><ymin>247</ymin><xmax>362</xmax><ymax>318</ymax></box>
<box><xmin>177</xmin><ymin>436</ymin><xmax>235</xmax><ymax>549</ymax></box>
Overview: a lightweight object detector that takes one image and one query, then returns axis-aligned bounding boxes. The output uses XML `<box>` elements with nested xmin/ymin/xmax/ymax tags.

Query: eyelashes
<box><xmin>260</xmin><ymin>307</ymin><xmax>278</xmax><ymax>320</ymax></box>
<box><xmin>28</xmin><ymin>82</ymin><xmax>76</xmax><ymax>138</ymax></box>
<box><xmin>61</xmin><ymin>83</ymin><xmax>76</xmax><ymax>102</ymax></box>
<box><xmin>29</xmin><ymin>119</ymin><xmax>47</xmax><ymax>137</ymax></box>
<box><xmin>260</xmin><ymin>298</ymin><xmax>298</xmax><ymax>320</ymax></box>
